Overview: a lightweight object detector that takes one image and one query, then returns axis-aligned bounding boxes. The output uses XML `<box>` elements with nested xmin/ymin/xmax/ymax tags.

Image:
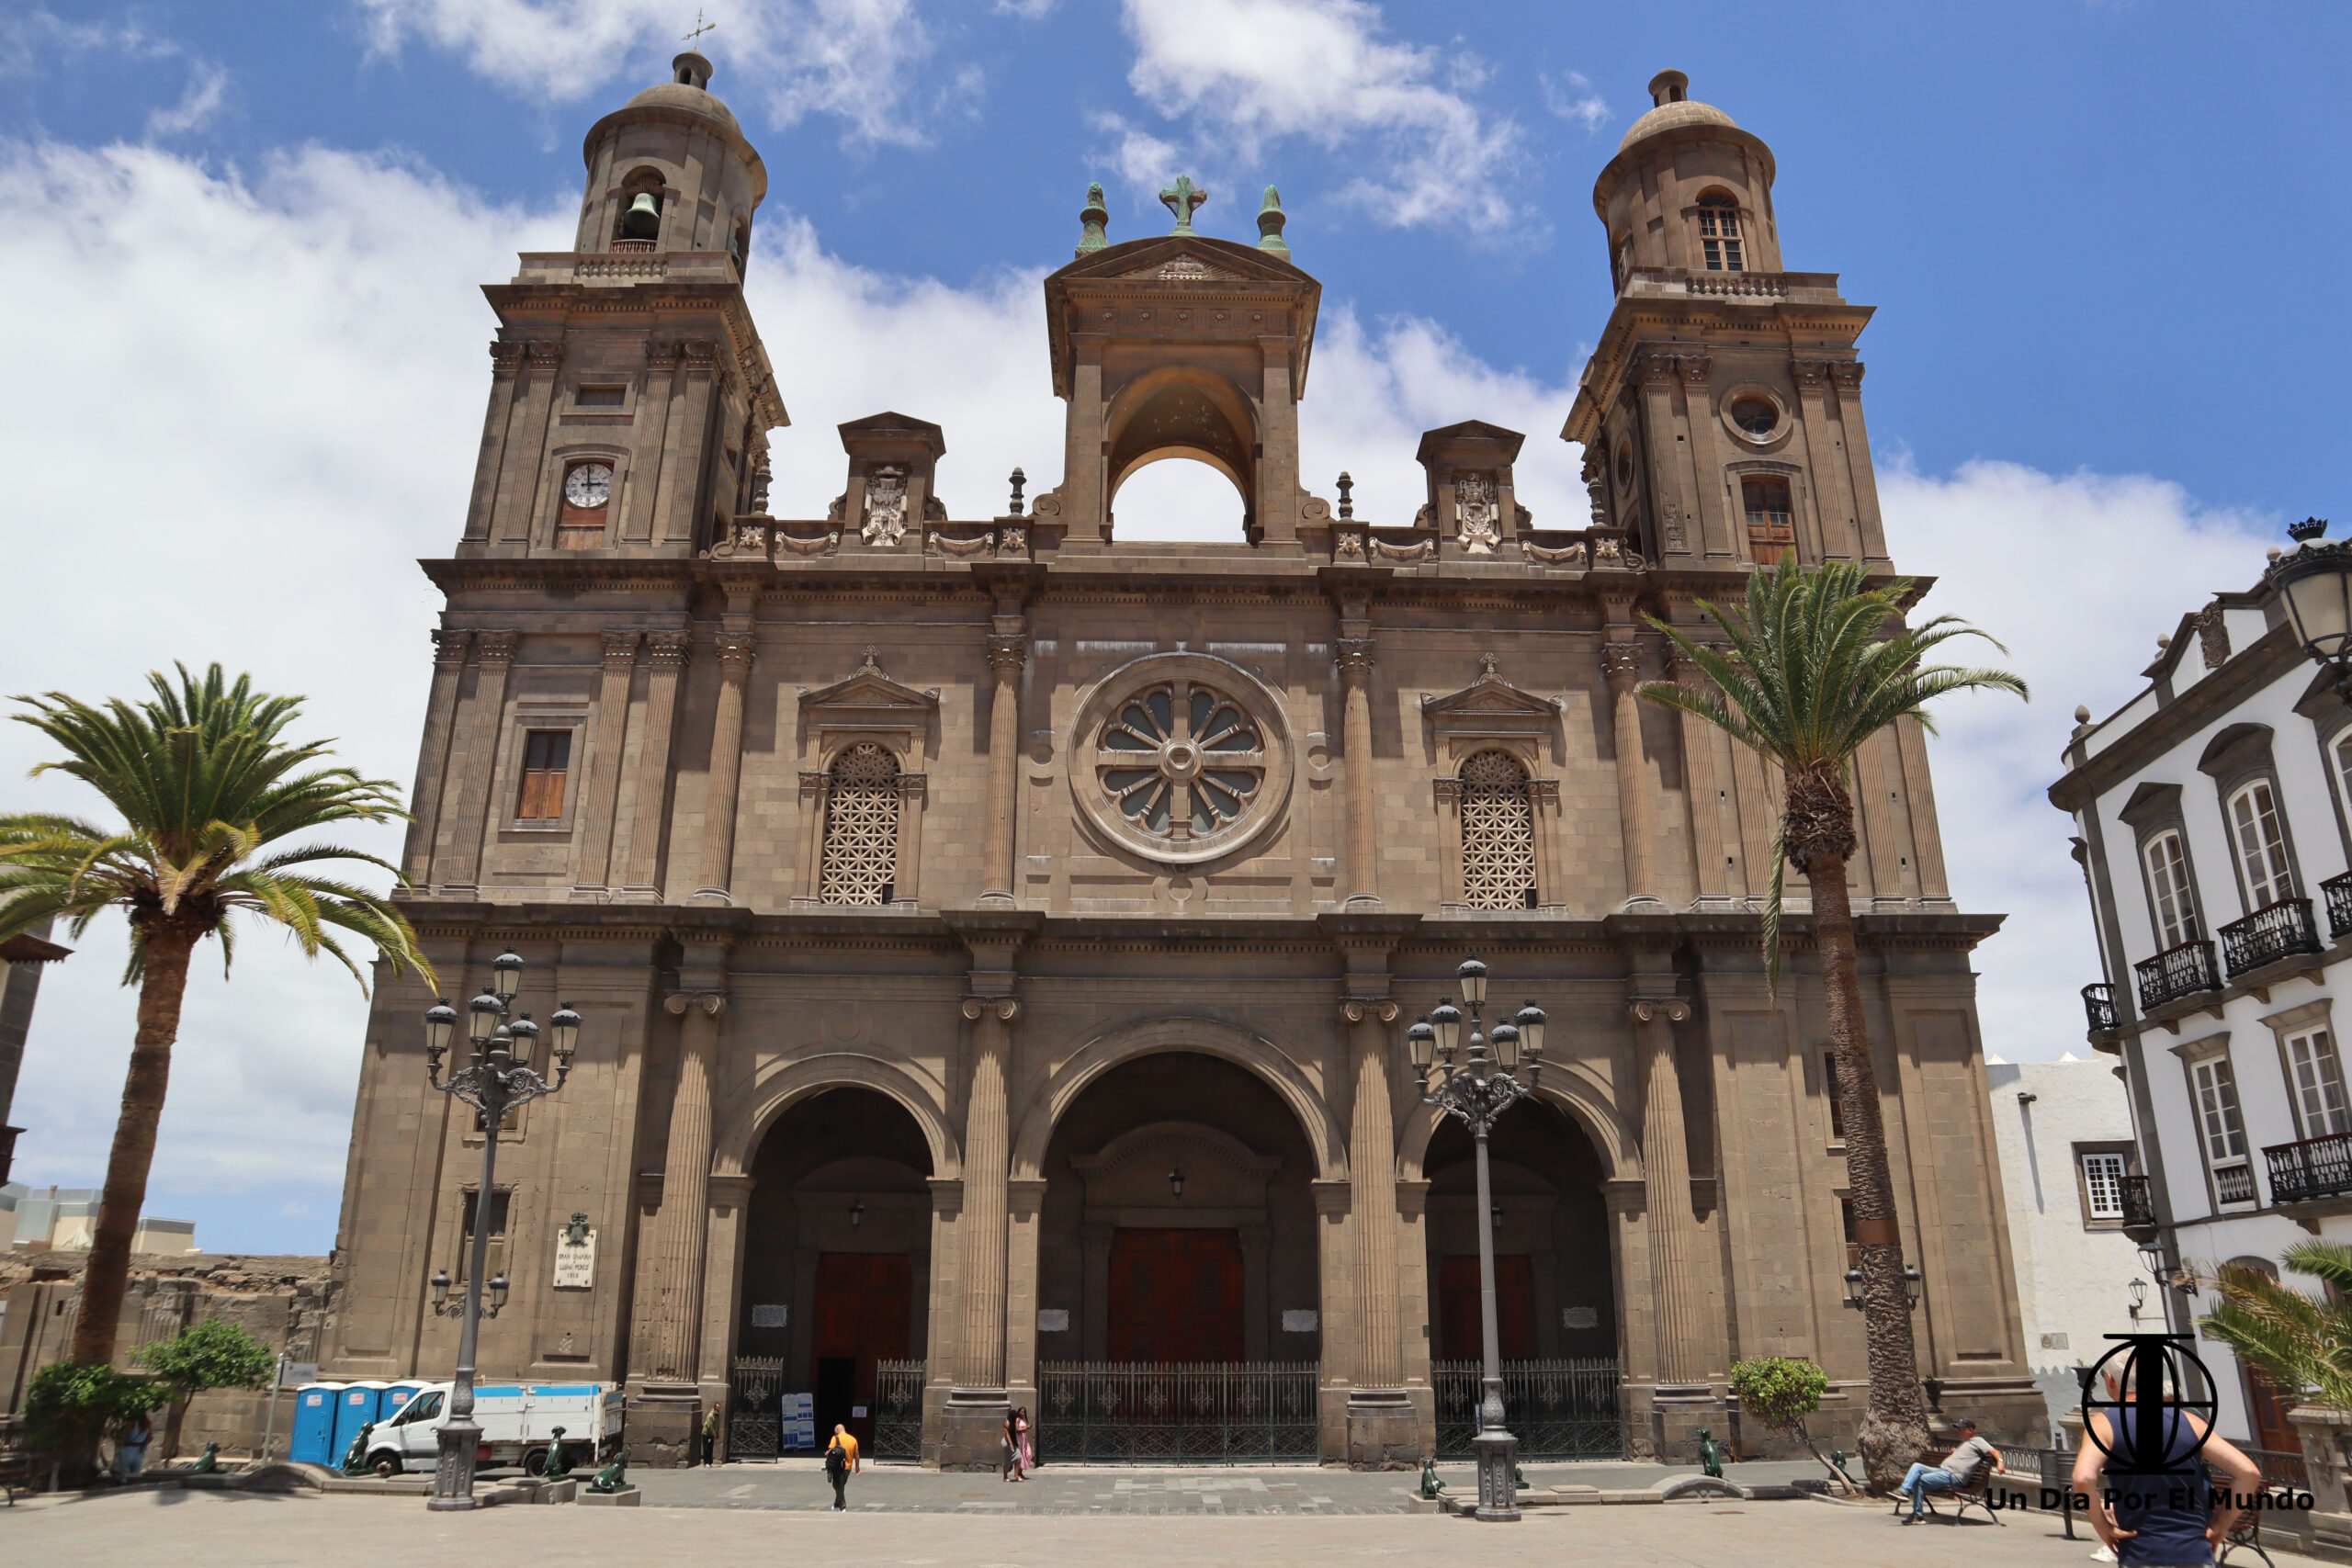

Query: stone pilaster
<box><xmin>401</xmin><ymin>627</ymin><xmax>471</xmax><ymax>889</ymax></box>
<box><xmin>616</xmin><ymin>630</ymin><xmax>689</xmax><ymax>901</ymax></box>
<box><xmin>1604</xmin><ymin>637</ymin><xmax>1658</xmax><ymax>908</ymax></box>
<box><xmin>1337</xmin><ymin>634</ymin><xmax>1380</xmax><ymax>908</ymax></box>
<box><xmin>436</xmin><ymin>628</ymin><xmax>516</xmax><ymax>897</ymax></box>
<box><xmin>571</xmin><ymin>629</ymin><xmax>640</xmax><ymax>899</ymax></box>
<box><xmin>1668</xmin><ymin>649</ymin><xmax>1735</xmax><ymax>908</ymax></box>
<box><xmin>1633</xmin><ymin>998</ymin><xmax>1705</xmax><ymax>1387</ymax></box>
<box><xmin>979</xmin><ymin>631</ymin><xmax>1026</xmax><ymax>905</ymax></box>
<box><xmin>1342</xmin><ymin>997</ymin><xmax>1416</xmax><ymax>1467</ymax></box>
<box><xmin>940</xmin><ymin>994</ymin><xmax>1019</xmax><ymax>1468</ymax></box>
<box><xmin>625</xmin><ymin>985</ymin><xmax>726</xmax><ymax>1465</ymax></box>
<box><xmin>690</xmin><ymin>629</ymin><xmax>755</xmax><ymax>904</ymax></box>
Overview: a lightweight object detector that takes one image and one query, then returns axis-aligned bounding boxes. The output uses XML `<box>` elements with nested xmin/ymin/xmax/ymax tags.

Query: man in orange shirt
<box><xmin>824</xmin><ymin>1423</ymin><xmax>859</xmax><ymax>1510</ymax></box>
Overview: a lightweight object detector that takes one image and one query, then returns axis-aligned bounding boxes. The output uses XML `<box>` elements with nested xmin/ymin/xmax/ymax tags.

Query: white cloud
<box><xmin>145</xmin><ymin>60</ymin><xmax>230</xmax><ymax>138</ymax></box>
<box><xmin>354</xmin><ymin>0</ymin><xmax>963</xmax><ymax>148</ymax></box>
<box><xmin>0</xmin><ymin>8</ymin><xmax>181</xmax><ymax>75</ymax></box>
<box><xmin>1541</xmin><ymin>69</ymin><xmax>1608</xmax><ymax>134</ymax></box>
<box><xmin>991</xmin><ymin>0</ymin><xmax>1056</xmax><ymax>16</ymax></box>
<box><xmin>1879</xmin><ymin>457</ymin><xmax>2274</xmax><ymax>1062</ymax></box>
<box><xmin>1118</xmin><ymin>0</ymin><xmax>1525</xmax><ymax>232</ymax></box>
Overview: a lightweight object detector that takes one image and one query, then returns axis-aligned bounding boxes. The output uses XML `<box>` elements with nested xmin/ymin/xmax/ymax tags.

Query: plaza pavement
<box><xmin>3</xmin><ymin>1472</ymin><xmax>2338</xmax><ymax>1568</ymax></box>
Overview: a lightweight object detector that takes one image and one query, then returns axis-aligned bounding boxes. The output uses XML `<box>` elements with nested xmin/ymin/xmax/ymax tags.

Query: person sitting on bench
<box><xmin>1899</xmin><ymin>1417</ymin><xmax>1999</xmax><ymax>1523</ymax></box>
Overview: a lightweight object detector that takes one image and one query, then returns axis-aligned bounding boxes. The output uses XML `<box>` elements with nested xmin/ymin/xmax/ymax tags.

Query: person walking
<box><xmin>824</xmin><ymin>1422</ymin><xmax>859</xmax><ymax>1510</ymax></box>
<box><xmin>2072</xmin><ymin>1367</ymin><xmax>2261</xmax><ymax>1565</ymax></box>
<box><xmin>115</xmin><ymin>1411</ymin><xmax>153</xmax><ymax>1480</ymax></box>
<box><xmin>1001</xmin><ymin>1408</ymin><xmax>1021</xmax><ymax>1482</ymax></box>
<box><xmin>1895</xmin><ymin>1416</ymin><xmax>1997</xmax><ymax>1522</ymax></box>
<box><xmin>700</xmin><ymin>1406</ymin><xmax>718</xmax><ymax>1468</ymax></box>
<box><xmin>1016</xmin><ymin>1406</ymin><xmax>1035</xmax><ymax>1478</ymax></box>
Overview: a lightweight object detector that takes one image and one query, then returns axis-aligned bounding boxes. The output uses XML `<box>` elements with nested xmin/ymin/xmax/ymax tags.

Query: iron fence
<box><xmin>2221</xmin><ymin>897</ymin><xmax>2324</xmax><ymax>977</ymax></box>
<box><xmin>1037</xmin><ymin>1361</ymin><xmax>1319</xmax><ymax>1464</ymax></box>
<box><xmin>873</xmin><ymin>1359</ymin><xmax>925</xmax><ymax>1461</ymax></box>
<box><xmin>727</xmin><ymin>1355</ymin><xmax>787</xmax><ymax>1461</ymax></box>
<box><xmin>1433</xmin><ymin>1359</ymin><xmax>1623</xmax><ymax>1460</ymax></box>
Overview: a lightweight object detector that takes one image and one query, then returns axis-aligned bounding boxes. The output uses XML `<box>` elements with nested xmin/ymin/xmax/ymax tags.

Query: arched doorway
<box><xmin>1424</xmin><ymin>1097</ymin><xmax>1622</xmax><ymax>1458</ymax></box>
<box><xmin>1033</xmin><ymin>1051</ymin><xmax>1322</xmax><ymax>1460</ymax></box>
<box><xmin>735</xmin><ymin>1088</ymin><xmax>934</xmax><ymax>1456</ymax></box>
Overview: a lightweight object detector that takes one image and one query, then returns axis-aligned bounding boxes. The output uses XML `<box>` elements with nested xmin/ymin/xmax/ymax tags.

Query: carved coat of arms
<box><xmin>864</xmin><ymin>466</ymin><xmax>909</xmax><ymax>547</ymax></box>
<box><xmin>1454</xmin><ymin>474</ymin><xmax>1499</xmax><ymax>554</ymax></box>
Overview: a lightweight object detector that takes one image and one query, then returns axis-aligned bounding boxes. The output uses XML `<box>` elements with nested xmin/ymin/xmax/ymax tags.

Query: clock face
<box><xmin>564</xmin><ymin>463</ymin><xmax>614</xmax><ymax>510</ymax></box>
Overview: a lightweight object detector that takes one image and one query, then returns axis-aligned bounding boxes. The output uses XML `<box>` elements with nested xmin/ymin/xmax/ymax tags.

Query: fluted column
<box><xmin>1338</xmin><ymin>637</ymin><xmax>1381</xmax><ymax>908</ymax></box>
<box><xmin>438</xmin><ymin>628</ymin><xmax>517</xmax><ymax>897</ymax></box>
<box><xmin>956</xmin><ymin>997</ymin><xmax>1018</xmax><ymax>1385</ymax></box>
<box><xmin>617</xmin><ymin>630</ymin><xmax>689</xmax><ymax>901</ymax></box>
<box><xmin>1669</xmin><ymin>650</ymin><xmax>1734</xmax><ymax>908</ymax></box>
<box><xmin>571</xmin><ymin>629</ymin><xmax>640</xmax><ymax>898</ymax></box>
<box><xmin>1604</xmin><ymin>638</ymin><xmax>1657</xmax><ymax>907</ymax></box>
<box><xmin>979</xmin><ymin>633</ymin><xmax>1025</xmax><ymax>905</ymax></box>
<box><xmin>1345</xmin><ymin>999</ymin><xmax>1403</xmax><ymax>1387</ymax></box>
<box><xmin>401</xmin><ymin>627</ymin><xmax>471</xmax><ymax>887</ymax></box>
<box><xmin>631</xmin><ymin>988</ymin><xmax>727</xmax><ymax>1382</ymax></box>
<box><xmin>690</xmin><ymin>630</ymin><xmax>755</xmax><ymax>904</ymax></box>
<box><xmin>1634</xmin><ymin>998</ymin><xmax>1704</xmax><ymax>1385</ymax></box>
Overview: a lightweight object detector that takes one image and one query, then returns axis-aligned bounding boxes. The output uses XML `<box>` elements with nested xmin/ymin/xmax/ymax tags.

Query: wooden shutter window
<box><xmin>1743</xmin><ymin>477</ymin><xmax>1794</xmax><ymax>552</ymax></box>
<box><xmin>517</xmin><ymin>729</ymin><xmax>571</xmax><ymax>820</ymax></box>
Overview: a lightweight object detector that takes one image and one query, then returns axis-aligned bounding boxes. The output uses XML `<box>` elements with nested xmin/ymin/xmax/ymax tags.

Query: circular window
<box><xmin>1070</xmin><ymin>652</ymin><xmax>1295</xmax><ymax>866</ymax></box>
<box><xmin>1728</xmin><ymin>397</ymin><xmax>1779</xmax><ymax>437</ymax></box>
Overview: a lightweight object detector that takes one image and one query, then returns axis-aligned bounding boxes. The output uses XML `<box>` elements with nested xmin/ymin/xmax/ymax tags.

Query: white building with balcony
<box><xmin>2050</xmin><ymin>527</ymin><xmax>2352</xmax><ymax>1454</ymax></box>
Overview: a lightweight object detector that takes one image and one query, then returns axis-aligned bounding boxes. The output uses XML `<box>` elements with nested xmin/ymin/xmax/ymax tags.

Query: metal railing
<box><xmin>2267</xmin><ymin>1131</ymin><xmax>2352</xmax><ymax>1205</ymax></box>
<box><xmin>1433</xmin><ymin>1359</ymin><xmax>1623</xmax><ymax>1460</ymax></box>
<box><xmin>727</xmin><ymin>1355</ymin><xmax>787</xmax><ymax>1460</ymax></box>
<box><xmin>1036</xmin><ymin>1361</ymin><xmax>1319</xmax><ymax>1464</ymax></box>
<box><xmin>2221</xmin><ymin>897</ymin><xmax>2324</xmax><ymax>976</ymax></box>
<box><xmin>2214</xmin><ymin>1161</ymin><xmax>2260</xmax><ymax>1207</ymax></box>
<box><xmin>2326</xmin><ymin>873</ymin><xmax>2352</xmax><ymax>939</ymax></box>
<box><xmin>2083</xmin><ymin>983</ymin><xmax>2120</xmax><ymax>1032</ymax></box>
<box><xmin>2136</xmin><ymin>939</ymin><xmax>2222</xmax><ymax>1010</ymax></box>
<box><xmin>2244</xmin><ymin>1445</ymin><xmax>2312</xmax><ymax>1492</ymax></box>
<box><xmin>872</xmin><ymin>1359</ymin><xmax>924</xmax><ymax>1460</ymax></box>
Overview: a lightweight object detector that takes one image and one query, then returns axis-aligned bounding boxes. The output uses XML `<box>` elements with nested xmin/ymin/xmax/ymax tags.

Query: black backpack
<box><xmin>824</xmin><ymin>1442</ymin><xmax>848</xmax><ymax>1479</ymax></box>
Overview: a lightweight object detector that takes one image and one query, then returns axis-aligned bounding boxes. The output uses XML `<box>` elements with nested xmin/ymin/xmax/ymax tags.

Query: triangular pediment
<box><xmin>1117</xmin><ymin>252</ymin><xmax>1241</xmax><ymax>282</ymax></box>
<box><xmin>800</xmin><ymin>649</ymin><xmax>940</xmax><ymax>713</ymax></box>
<box><xmin>1049</xmin><ymin>233</ymin><xmax>1311</xmax><ymax>288</ymax></box>
<box><xmin>1422</xmin><ymin>660</ymin><xmax>1561</xmax><ymax>719</ymax></box>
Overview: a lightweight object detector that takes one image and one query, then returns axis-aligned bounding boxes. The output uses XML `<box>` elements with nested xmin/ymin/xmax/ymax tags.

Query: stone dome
<box><xmin>622</xmin><ymin>79</ymin><xmax>741</xmax><ymax>140</ymax></box>
<box><xmin>1616</xmin><ymin>69</ymin><xmax>1737</xmax><ymax>152</ymax></box>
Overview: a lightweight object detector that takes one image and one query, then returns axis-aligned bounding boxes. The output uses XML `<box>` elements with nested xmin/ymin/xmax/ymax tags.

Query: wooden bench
<box><xmin>1890</xmin><ymin>1456</ymin><xmax>2004</xmax><ymax>1526</ymax></box>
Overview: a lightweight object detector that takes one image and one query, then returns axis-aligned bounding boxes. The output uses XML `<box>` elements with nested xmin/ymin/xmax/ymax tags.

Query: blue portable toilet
<box><xmin>331</xmin><ymin>1381</ymin><xmax>392</xmax><ymax>1462</ymax></box>
<box><xmin>290</xmin><ymin>1382</ymin><xmax>346</xmax><ymax>1466</ymax></box>
<box><xmin>381</xmin><ymin>1380</ymin><xmax>429</xmax><ymax>1422</ymax></box>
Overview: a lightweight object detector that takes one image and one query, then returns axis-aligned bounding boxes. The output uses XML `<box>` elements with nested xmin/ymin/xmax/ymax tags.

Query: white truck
<box><xmin>364</xmin><ymin>1382</ymin><xmax>623</xmax><ymax>1477</ymax></box>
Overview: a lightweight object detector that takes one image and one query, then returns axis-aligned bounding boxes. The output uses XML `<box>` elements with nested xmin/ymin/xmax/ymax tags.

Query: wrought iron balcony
<box><xmin>2082</xmin><ymin>983</ymin><xmax>2120</xmax><ymax>1032</ymax></box>
<box><xmin>2267</xmin><ymin>1131</ymin><xmax>2352</xmax><ymax>1205</ymax></box>
<box><xmin>2135</xmin><ymin>939</ymin><xmax>2222</xmax><ymax>1010</ymax></box>
<box><xmin>2220</xmin><ymin>897</ymin><xmax>2324</xmax><ymax>977</ymax></box>
<box><xmin>2213</xmin><ymin>1162</ymin><xmax>2260</xmax><ymax>1208</ymax></box>
<box><xmin>2324</xmin><ymin>873</ymin><xmax>2352</xmax><ymax>940</ymax></box>
<box><xmin>2119</xmin><ymin>1174</ymin><xmax>2158</xmax><ymax>1240</ymax></box>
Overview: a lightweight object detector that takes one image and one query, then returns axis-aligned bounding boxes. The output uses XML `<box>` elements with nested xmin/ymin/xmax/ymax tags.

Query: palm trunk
<box><xmin>1814</xmin><ymin>851</ymin><xmax>1929</xmax><ymax>1491</ymax></box>
<box><xmin>70</xmin><ymin>921</ymin><xmax>199</xmax><ymax>1370</ymax></box>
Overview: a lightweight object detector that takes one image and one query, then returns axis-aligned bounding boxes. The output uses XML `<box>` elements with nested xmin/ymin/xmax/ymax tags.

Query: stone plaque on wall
<box><xmin>751</xmin><ymin>1303</ymin><xmax>790</xmax><ymax>1328</ymax></box>
<box><xmin>553</xmin><ymin>1228</ymin><xmax>596</xmax><ymax>1290</ymax></box>
<box><xmin>1282</xmin><ymin>1310</ymin><xmax>1318</xmax><ymax>1333</ymax></box>
<box><xmin>1561</xmin><ymin>1306</ymin><xmax>1598</xmax><ymax>1330</ymax></box>
<box><xmin>1036</xmin><ymin>1309</ymin><xmax>1069</xmax><ymax>1333</ymax></box>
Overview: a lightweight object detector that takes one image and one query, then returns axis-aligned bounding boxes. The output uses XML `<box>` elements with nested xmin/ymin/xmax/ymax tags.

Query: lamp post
<box><xmin>1407</xmin><ymin>956</ymin><xmax>1545</xmax><ymax>1523</ymax></box>
<box><xmin>419</xmin><ymin>949</ymin><xmax>581</xmax><ymax>1510</ymax></box>
<box><xmin>2268</xmin><ymin>517</ymin><xmax>2352</xmax><ymax>697</ymax></box>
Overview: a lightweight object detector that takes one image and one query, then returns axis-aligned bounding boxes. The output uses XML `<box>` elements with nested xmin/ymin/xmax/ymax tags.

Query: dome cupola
<box><xmin>1592</xmin><ymin>71</ymin><xmax>1780</xmax><ymax>287</ymax></box>
<box><xmin>573</xmin><ymin>52</ymin><xmax>767</xmax><ymax>267</ymax></box>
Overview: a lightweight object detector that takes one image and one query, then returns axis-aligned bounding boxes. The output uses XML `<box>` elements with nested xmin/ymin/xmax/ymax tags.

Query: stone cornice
<box><xmin>2050</xmin><ymin>620</ymin><xmax>2304</xmax><ymax>814</ymax></box>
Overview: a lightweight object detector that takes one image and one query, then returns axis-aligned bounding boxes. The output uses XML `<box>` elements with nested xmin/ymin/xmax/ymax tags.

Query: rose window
<box><xmin>1098</xmin><ymin>682</ymin><xmax>1264</xmax><ymax>840</ymax></box>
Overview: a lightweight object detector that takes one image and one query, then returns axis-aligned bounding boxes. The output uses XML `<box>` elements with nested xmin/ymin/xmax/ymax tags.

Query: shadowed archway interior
<box><xmin>1035</xmin><ymin>1051</ymin><xmax>1321</xmax><ymax>1363</ymax></box>
<box><xmin>1424</xmin><ymin>1096</ymin><xmax>1615</xmax><ymax>1361</ymax></box>
<box><xmin>738</xmin><ymin>1087</ymin><xmax>935</xmax><ymax>1447</ymax></box>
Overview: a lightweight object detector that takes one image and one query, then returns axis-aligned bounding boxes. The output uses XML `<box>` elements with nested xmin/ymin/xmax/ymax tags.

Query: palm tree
<box><xmin>0</xmin><ymin>663</ymin><xmax>430</xmax><ymax>1371</ymax></box>
<box><xmin>1639</xmin><ymin>555</ymin><xmax>2026</xmax><ymax>1490</ymax></box>
<box><xmin>2203</xmin><ymin>1240</ymin><xmax>2352</xmax><ymax>1413</ymax></box>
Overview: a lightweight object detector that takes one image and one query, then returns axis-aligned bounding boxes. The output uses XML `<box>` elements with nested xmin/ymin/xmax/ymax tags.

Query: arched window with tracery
<box><xmin>819</xmin><ymin>742</ymin><xmax>900</xmax><ymax>905</ymax></box>
<box><xmin>1459</xmin><ymin>750</ymin><xmax>1538</xmax><ymax>909</ymax></box>
<box><xmin>1696</xmin><ymin>192</ymin><xmax>1744</xmax><ymax>272</ymax></box>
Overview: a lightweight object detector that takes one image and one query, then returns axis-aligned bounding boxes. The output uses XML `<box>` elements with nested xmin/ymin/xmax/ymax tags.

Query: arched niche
<box><xmin>1104</xmin><ymin>367</ymin><xmax>1261</xmax><ymax>536</ymax></box>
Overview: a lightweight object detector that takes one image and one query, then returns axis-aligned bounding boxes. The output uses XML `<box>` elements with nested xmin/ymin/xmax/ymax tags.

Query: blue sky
<box><xmin>0</xmin><ymin>1</ymin><xmax>2342</xmax><ymax>1253</ymax></box>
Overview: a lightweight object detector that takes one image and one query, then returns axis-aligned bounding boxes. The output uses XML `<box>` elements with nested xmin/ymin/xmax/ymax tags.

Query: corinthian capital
<box><xmin>475</xmin><ymin>629</ymin><xmax>520</xmax><ymax>664</ymax></box>
<box><xmin>1600</xmin><ymin>640</ymin><xmax>1643</xmax><ymax>689</ymax></box>
<box><xmin>431</xmin><ymin>627</ymin><xmax>473</xmax><ymax>666</ymax></box>
<box><xmin>602</xmin><ymin>629</ymin><xmax>643</xmax><ymax>667</ymax></box>
<box><xmin>1335</xmin><ymin>637</ymin><xmax>1376</xmax><ymax>676</ymax></box>
<box><xmin>647</xmin><ymin>630</ymin><xmax>692</xmax><ymax>671</ymax></box>
<box><xmin>715</xmin><ymin>630</ymin><xmax>757</xmax><ymax>677</ymax></box>
<box><xmin>987</xmin><ymin>633</ymin><xmax>1029</xmax><ymax>672</ymax></box>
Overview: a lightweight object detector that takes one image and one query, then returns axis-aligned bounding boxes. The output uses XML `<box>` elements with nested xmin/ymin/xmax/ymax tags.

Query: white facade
<box><xmin>1984</xmin><ymin>1055</ymin><xmax>2146</xmax><ymax>1430</ymax></box>
<box><xmin>2052</xmin><ymin>552</ymin><xmax>2352</xmax><ymax>1450</ymax></box>
<box><xmin>0</xmin><ymin>1182</ymin><xmax>198</xmax><ymax>1256</ymax></box>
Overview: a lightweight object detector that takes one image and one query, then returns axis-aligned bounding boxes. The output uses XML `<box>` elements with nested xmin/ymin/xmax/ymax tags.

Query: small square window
<box><xmin>575</xmin><ymin>386</ymin><xmax>626</xmax><ymax>407</ymax></box>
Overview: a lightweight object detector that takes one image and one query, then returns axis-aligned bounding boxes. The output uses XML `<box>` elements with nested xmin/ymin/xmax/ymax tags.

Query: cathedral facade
<box><xmin>323</xmin><ymin>59</ymin><xmax>2041</xmax><ymax>1466</ymax></box>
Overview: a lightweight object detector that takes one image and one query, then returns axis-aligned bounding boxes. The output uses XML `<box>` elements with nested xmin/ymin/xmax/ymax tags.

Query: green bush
<box><xmin>21</xmin><ymin>1361</ymin><xmax>159</xmax><ymax>1459</ymax></box>
<box><xmin>1731</xmin><ymin>1356</ymin><xmax>1852</xmax><ymax>1492</ymax></box>
<box><xmin>139</xmin><ymin>1318</ymin><xmax>275</xmax><ymax>1400</ymax></box>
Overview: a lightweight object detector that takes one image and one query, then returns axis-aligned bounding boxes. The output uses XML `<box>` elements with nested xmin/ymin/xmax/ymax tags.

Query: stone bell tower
<box><xmin>1563</xmin><ymin>71</ymin><xmax>1890</xmax><ymax>569</ymax></box>
<box><xmin>459</xmin><ymin>51</ymin><xmax>786</xmax><ymax>562</ymax></box>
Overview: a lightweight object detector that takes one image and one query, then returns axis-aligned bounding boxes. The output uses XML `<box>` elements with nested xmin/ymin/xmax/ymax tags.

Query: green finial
<box><xmin>1159</xmin><ymin>175</ymin><xmax>1207</xmax><ymax>235</ymax></box>
<box><xmin>1076</xmin><ymin>182</ymin><xmax>1109</xmax><ymax>256</ymax></box>
<box><xmin>1256</xmin><ymin>185</ymin><xmax>1289</xmax><ymax>254</ymax></box>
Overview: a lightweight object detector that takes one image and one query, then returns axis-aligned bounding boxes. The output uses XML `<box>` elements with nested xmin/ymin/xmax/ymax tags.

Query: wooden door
<box><xmin>1107</xmin><ymin>1229</ymin><xmax>1244</xmax><ymax>1362</ymax></box>
<box><xmin>811</xmin><ymin>1252</ymin><xmax>912</xmax><ymax>1445</ymax></box>
<box><xmin>1438</xmin><ymin>1254</ymin><xmax>1538</xmax><ymax>1361</ymax></box>
<box><xmin>2245</xmin><ymin>1364</ymin><xmax>2300</xmax><ymax>1456</ymax></box>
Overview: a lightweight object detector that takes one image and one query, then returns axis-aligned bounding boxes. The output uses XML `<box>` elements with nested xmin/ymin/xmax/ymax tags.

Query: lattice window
<box><xmin>1459</xmin><ymin>750</ymin><xmax>1537</xmax><ymax>910</ymax></box>
<box><xmin>819</xmin><ymin>742</ymin><xmax>899</xmax><ymax>905</ymax></box>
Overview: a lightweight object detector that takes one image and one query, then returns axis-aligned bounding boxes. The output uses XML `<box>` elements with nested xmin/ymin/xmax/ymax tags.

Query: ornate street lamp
<box><xmin>2268</xmin><ymin>518</ymin><xmax>2352</xmax><ymax>697</ymax></box>
<box><xmin>1409</xmin><ymin>957</ymin><xmax>1545</xmax><ymax>1523</ymax></box>
<box><xmin>420</xmin><ymin>952</ymin><xmax>581</xmax><ymax>1511</ymax></box>
<box><xmin>1841</xmin><ymin>1262</ymin><xmax>1922</xmax><ymax>1311</ymax></box>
